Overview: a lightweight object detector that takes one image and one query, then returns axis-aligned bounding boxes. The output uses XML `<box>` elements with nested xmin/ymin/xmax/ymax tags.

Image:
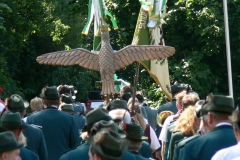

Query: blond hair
<box><xmin>182</xmin><ymin>94</ymin><xmax>199</xmax><ymax>109</ymax></box>
<box><xmin>30</xmin><ymin>97</ymin><xmax>43</xmax><ymax>112</ymax></box>
<box><xmin>128</xmin><ymin>101</ymin><xmax>146</xmax><ymax>130</ymax></box>
<box><xmin>176</xmin><ymin>91</ymin><xmax>187</xmax><ymax>102</ymax></box>
<box><xmin>173</xmin><ymin>105</ymin><xmax>197</xmax><ymax>135</ymax></box>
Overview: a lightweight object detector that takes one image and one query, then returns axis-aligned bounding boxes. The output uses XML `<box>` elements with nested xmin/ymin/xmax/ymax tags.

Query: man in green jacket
<box><xmin>27</xmin><ymin>86</ymin><xmax>80</xmax><ymax>160</ymax></box>
<box><xmin>179</xmin><ymin>94</ymin><xmax>237</xmax><ymax>160</ymax></box>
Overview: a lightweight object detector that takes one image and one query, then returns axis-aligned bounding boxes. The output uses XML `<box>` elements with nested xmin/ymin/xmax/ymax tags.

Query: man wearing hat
<box><xmin>179</xmin><ymin>94</ymin><xmax>237</xmax><ymax>160</ymax></box>
<box><xmin>87</xmin><ymin>128</ymin><xmax>128</xmax><ymax>160</ymax></box>
<box><xmin>0</xmin><ymin>131</ymin><xmax>22</xmax><ymax>160</ymax></box>
<box><xmin>211</xmin><ymin>107</ymin><xmax>240</xmax><ymax>160</ymax></box>
<box><xmin>60</xmin><ymin>93</ymin><xmax>86</xmax><ymax>131</ymax></box>
<box><xmin>60</xmin><ymin>108</ymin><xmax>136</xmax><ymax>160</ymax></box>
<box><xmin>5</xmin><ymin>94</ymin><xmax>47</xmax><ymax>160</ymax></box>
<box><xmin>88</xmin><ymin>120</ymin><xmax>136</xmax><ymax>160</ymax></box>
<box><xmin>107</xmin><ymin>99</ymin><xmax>131</xmax><ymax>125</ymax></box>
<box><xmin>0</xmin><ymin>112</ymin><xmax>39</xmax><ymax>160</ymax></box>
<box><xmin>122</xmin><ymin>123</ymin><xmax>149</xmax><ymax>160</ymax></box>
<box><xmin>27</xmin><ymin>86</ymin><xmax>80</xmax><ymax>160</ymax></box>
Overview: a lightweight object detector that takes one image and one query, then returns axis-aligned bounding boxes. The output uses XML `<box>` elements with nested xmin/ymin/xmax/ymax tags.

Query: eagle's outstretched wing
<box><xmin>113</xmin><ymin>45</ymin><xmax>175</xmax><ymax>71</ymax></box>
<box><xmin>36</xmin><ymin>48</ymin><xmax>100</xmax><ymax>71</ymax></box>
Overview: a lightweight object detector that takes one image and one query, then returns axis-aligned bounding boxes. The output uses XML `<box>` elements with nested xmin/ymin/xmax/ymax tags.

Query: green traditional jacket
<box><xmin>138</xmin><ymin>141</ymin><xmax>152</xmax><ymax>159</ymax></box>
<box><xmin>164</xmin><ymin>121</ymin><xmax>176</xmax><ymax>160</ymax></box>
<box><xmin>179</xmin><ymin>125</ymin><xmax>237</xmax><ymax>160</ymax></box>
<box><xmin>60</xmin><ymin>142</ymin><xmax>137</xmax><ymax>160</ymax></box>
<box><xmin>27</xmin><ymin>107</ymin><xmax>80</xmax><ymax>160</ymax></box>
<box><xmin>20</xmin><ymin>147</ymin><xmax>40</xmax><ymax>160</ymax></box>
<box><xmin>168</xmin><ymin>131</ymin><xmax>192</xmax><ymax>160</ymax></box>
<box><xmin>173</xmin><ymin>132</ymin><xmax>201</xmax><ymax>160</ymax></box>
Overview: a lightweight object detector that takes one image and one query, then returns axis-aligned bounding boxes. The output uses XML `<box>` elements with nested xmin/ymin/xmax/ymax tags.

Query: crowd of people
<box><xmin>0</xmin><ymin>84</ymin><xmax>240</xmax><ymax>160</ymax></box>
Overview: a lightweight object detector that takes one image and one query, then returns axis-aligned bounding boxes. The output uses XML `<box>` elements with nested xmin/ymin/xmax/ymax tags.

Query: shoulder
<box><xmin>27</xmin><ymin>111</ymin><xmax>41</xmax><ymax>119</ymax></box>
<box><xmin>172</xmin><ymin>131</ymin><xmax>184</xmax><ymax>137</ymax></box>
<box><xmin>62</xmin><ymin>142</ymin><xmax>89</xmax><ymax>155</ymax></box>
<box><xmin>178</xmin><ymin>134</ymin><xmax>201</xmax><ymax>148</ymax></box>
<box><xmin>21</xmin><ymin>147</ymin><xmax>39</xmax><ymax>158</ymax></box>
<box><xmin>123</xmin><ymin>151</ymin><xmax>137</xmax><ymax>160</ymax></box>
<box><xmin>212</xmin><ymin>145</ymin><xmax>240</xmax><ymax>160</ymax></box>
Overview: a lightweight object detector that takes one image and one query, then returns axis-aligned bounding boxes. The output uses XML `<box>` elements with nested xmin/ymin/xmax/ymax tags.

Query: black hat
<box><xmin>0</xmin><ymin>131</ymin><xmax>23</xmax><ymax>153</ymax></box>
<box><xmin>40</xmin><ymin>86</ymin><xmax>60</xmax><ymax>100</ymax></box>
<box><xmin>1</xmin><ymin>112</ymin><xmax>28</xmax><ymax>129</ymax></box>
<box><xmin>8</xmin><ymin>94</ymin><xmax>29</xmax><ymax>112</ymax></box>
<box><xmin>200</xmin><ymin>94</ymin><xmax>234</xmax><ymax>116</ymax></box>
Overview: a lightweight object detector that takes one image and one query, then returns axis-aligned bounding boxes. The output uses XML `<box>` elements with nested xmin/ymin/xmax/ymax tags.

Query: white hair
<box><xmin>108</xmin><ymin>109</ymin><xmax>131</xmax><ymax>124</ymax></box>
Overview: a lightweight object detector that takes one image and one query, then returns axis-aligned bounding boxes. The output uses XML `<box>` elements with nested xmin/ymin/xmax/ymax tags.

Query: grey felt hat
<box><xmin>200</xmin><ymin>94</ymin><xmax>234</xmax><ymax>116</ymax></box>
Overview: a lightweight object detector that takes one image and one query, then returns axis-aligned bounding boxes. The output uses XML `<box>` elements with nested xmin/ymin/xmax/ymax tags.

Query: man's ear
<box><xmin>233</xmin><ymin>126</ymin><xmax>240</xmax><ymax>137</ymax></box>
<box><xmin>208</xmin><ymin>113</ymin><xmax>214</xmax><ymax>125</ymax></box>
<box><xmin>94</xmin><ymin>154</ymin><xmax>102</xmax><ymax>160</ymax></box>
<box><xmin>2</xmin><ymin>152</ymin><xmax>8</xmax><ymax>160</ymax></box>
<box><xmin>17</xmin><ymin>129</ymin><xmax>22</xmax><ymax>137</ymax></box>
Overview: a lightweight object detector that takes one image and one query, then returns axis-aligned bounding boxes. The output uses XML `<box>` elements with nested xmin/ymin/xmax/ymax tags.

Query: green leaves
<box><xmin>50</xmin><ymin>19</ymin><xmax>70</xmax><ymax>42</ymax></box>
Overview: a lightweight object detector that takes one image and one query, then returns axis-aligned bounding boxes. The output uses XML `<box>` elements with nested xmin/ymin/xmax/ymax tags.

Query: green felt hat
<box><xmin>200</xmin><ymin>94</ymin><xmax>234</xmax><ymax>116</ymax></box>
<box><xmin>84</xmin><ymin>108</ymin><xmax>112</xmax><ymax>132</ymax></box>
<box><xmin>1</xmin><ymin>112</ymin><xmax>28</xmax><ymax>129</ymax></box>
<box><xmin>122</xmin><ymin>123</ymin><xmax>148</xmax><ymax>142</ymax></box>
<box><xmin>8</xmin><ymin>94</ymin><xmax>29</xmax><ymax>112</ymax></box>
<box><xmin>86</xmin><ymin>129</ymin><xmax>127</xmax><ymax>160</ymax></box>
<box><xmin>0</xmin><ymin>131</ymin><xmax>23</xmax><ymax>153</ymax></box>
<box><xmin>40</xmin><ymin>86</ymin><xmax>59</xmax><ymax>100</ymax></box>
<box><xmin>107</xmin><ymin>100</ymin><xmax>128</xmax><ymax>111</ymax></box>
<box><xmin>90</xmin><ymin>120</ymin><xmax>126</xmax><ymax>138</ymax></box>
<box><xmin>61</xmin><ymin>93</ymin><xmax>73</xmax><ymax>104</ymax></box>
<box><xmin>171</xmin><ymin>83</ymin><xmax>187</xmax><ymax>94</ymax></box>
<box><xmin>61</xmin><ymin>104</ymin><xmax>76</xmax><ymax>115</ymax></box>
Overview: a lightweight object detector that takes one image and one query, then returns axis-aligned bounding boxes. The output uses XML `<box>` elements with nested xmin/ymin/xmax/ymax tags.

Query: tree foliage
<box><xmin>1</xmin><ymin>0</ymin><xmax>240</xmax><ymax>105</ymax></box>
<box><xmin>163</xmin><ymin>0</ymin><xmax>240</xmax><ymax>99</ymax></box>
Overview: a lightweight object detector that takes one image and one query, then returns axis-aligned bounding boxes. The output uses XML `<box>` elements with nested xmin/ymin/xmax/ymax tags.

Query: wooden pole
<box><xmin>131</xmin><ymin>62</ymin><xmax>141</xmax><ymax>115</ymax></box>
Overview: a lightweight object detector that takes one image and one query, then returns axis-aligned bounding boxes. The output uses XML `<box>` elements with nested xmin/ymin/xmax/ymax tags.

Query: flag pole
<box><xmin>131</xmin><ymin>62</ymin><xmax>140</xmax><ymax>115</ymax></box>
<box><xmin>223</xmin><ymin>0</ymin><xmax>233</xmax><ymax>97</ymax></box>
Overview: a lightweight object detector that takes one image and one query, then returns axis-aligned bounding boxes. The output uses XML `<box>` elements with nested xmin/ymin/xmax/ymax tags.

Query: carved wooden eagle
<box><xmin>37</xmin><ymin>25</ymin><xmax>175</xmax><ymax>95</ymax></box>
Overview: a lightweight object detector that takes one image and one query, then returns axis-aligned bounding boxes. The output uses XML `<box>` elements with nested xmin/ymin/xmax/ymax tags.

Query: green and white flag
<box><xmin>82</xmin><ymin>0</ymin><xmax>118</xmax><ymax>51</ymax></box>
<box><xmin>132</xmin><ymin>0</ymin><xmax>172</xmax><ymax>100</ymax></box>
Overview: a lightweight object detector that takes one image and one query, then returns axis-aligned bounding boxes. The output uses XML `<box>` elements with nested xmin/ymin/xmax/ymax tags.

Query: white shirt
<box><xmin>0</xmin><ymin>103</ymin><xmax>5</xmax><ymax>112</ymax></box>
<box><xmin>150</xmin><ymin>126</ymin><xmax>161</xmax><ymax>150</ymax></box>
<box><xmin>144</xmin><ymin>117</ymin><xmax>160</xmax><ymax>150</ymax></box>
<box><xmin>159</xmin><ymin>115</ymin><xmax>174</xmax><ymax>141</ymax></box>
<box><xmin>211</xmin><ymin>141</ymin><xmax>240</xmax><ymax>160</ymax></box>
